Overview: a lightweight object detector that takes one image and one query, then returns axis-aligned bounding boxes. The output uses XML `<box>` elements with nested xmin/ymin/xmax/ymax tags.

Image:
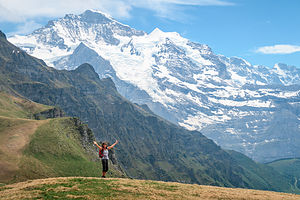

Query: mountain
<box><xmin>1</xmin><ymin>177</ymin><xmax>300</xmax><ymax>200</ymax></box>
<box><xmin>1</xmin><ymin>30</ymin><xmax>299</xmax><ymax>192</ymax></box>
<box><xmin>0</xmin><ymin>92</ymin><xmax>124</xmax><ymax>184</ymax></box>
<box><xmin>8</xmin><ymin>10</ymin><xmax>300</xmax><ymax>163</ymax></box>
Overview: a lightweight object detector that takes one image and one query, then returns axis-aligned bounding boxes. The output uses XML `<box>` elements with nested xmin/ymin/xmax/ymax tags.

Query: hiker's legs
<box><xmin>102</xmin><ymin>159</ymin><xmax>108</xmax><ymax>177</ymax></box>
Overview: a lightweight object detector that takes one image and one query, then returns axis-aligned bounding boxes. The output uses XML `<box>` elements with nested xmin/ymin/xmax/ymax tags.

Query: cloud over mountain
<box><xmin>256</xmin><ymin>44</ymin><xmax>300</xmax><ymax>55</ymax></box>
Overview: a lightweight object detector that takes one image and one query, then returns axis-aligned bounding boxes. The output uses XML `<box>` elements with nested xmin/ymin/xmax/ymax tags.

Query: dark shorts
<box><xmin>102</xmin><ymin>159</ymin><xmax>109</xmax><ymax>172</ymax></box>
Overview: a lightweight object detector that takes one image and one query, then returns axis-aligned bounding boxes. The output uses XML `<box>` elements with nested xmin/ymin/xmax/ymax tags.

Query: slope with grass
<box><xmin>226</xmin><ymin>150</ymin><xmax>299</xmax><ymax>193</ymax></box>
<box><xmin>1</xmin><ymin>177</ymin><xmax>300</xmax><ymax>200</ymax></box>
<box><xmin>268</xmin><ymin>158</ymin><xmax>300</xmax><ymax>189</ymax></box>
<box><xmin>0</xmin><ymin>92</ymin><xmax>125</xmax><ymax>184</ymax></box>
<box><xmin>0</xmin><ymin>92</ymin><xmax>52</xmax><ymax>119</ymax></box>
<box><xmin>0</xmin><ymin>116</ymin><xmax>47</xmax><ymax>183</ymax></box>
<box><xmin>0</xmin><ymin>92</ymin><xmax>52</xmax><ymax>182</ymax></box>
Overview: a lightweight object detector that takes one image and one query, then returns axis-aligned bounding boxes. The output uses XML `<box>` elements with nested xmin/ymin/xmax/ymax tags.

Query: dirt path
<box><xmin>0</xmin><ymin>117</ymin><xmax>49</xmax><ymax>182</ymax></box>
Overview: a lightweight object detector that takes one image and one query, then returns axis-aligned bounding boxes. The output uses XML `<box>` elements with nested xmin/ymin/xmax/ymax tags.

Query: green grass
<box><xmin>268</xmin><ymin>158</ymin><xmax>300</xmax><ymax>189</ymax></box>
<box><xmin>16</xmin><ymin>117</ymin><xmax>123</xmax><ymax>182</ymax></box>
<box><xmin>143</xmin><ymin>181</ymin><xmax>179</xmax><ymax>191</ymax></box>
<box><xmin>0</xmin><ymin>92</ymin><xmax>51</xmax><ymax>119</ymax></box>
<box><xmin>22</xmin><ymin>178</ymin><xmax>139</xmax><ymax>200</ymax></box>
<box><xmin>2</xmin><ymin>177</ymin><xmax>300</xmax><ymax>200</ymax></box>
<box><xmin>226</xmin><ymin>150</ymin><xmax>300</xmax><ymax>194</ymax></box>
<box><xmin>0</xmin><ymin>116</ymin><xmax>29</xmax><ymax>134</ymax></box>
<box><xmin>268</xmin><ymin>158</ymin><xmax>300</xmax><ymax>178</ymax></box>
<box><xmin>0</xmin><ymin>92</ymin><xmax>124</xmax><ymax>184</ymax></box>
<box><xmin>21</xmin><ymin>118</ymin><xmax>101</xmax><ymax>179</ymax></box>
<box><xmin>0</xmin><ymin>186</ymin><xmax>12</xmax><ymax>192</ymax></box>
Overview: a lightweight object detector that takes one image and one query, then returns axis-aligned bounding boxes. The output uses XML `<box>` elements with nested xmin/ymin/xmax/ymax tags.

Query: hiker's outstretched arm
<box><xmin>93</xmin><ymin>141</ymin><xmax>102</xmax><ymax>150</ymax></box>
<box><xmin>108</xmin><ymin>140</ymin><xmax>118</xmax><ymax>149</ymax></box>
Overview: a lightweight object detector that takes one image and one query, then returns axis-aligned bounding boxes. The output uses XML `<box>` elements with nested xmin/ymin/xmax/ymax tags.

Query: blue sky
<box><xmin>0</xmin><ymin>0</ymin><xmax>299</xmax><ymax>68</ymax></box>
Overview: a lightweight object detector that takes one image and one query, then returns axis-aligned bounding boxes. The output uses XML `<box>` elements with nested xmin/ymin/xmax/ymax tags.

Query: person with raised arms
<box><xmin>93</xmin><ymin>140</ymin><xmax>119</xmax><ymax>178</ymax></box>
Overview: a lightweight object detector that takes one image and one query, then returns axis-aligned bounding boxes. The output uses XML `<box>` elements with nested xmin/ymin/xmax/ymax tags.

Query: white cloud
<box><xmin>0</xmin><ymin>0</ymin><xmax>132</xmax><ymax>22</ymax></box>
<box><xmin>0</xmin><ymin>0</ymin><xmax>233</xmax><ymax>23</ymax></box>
<box><xmin>256</xmin><ymin>44</ymin><xmax>300</xmax><ymax>55</ymax></box>
<box><xmin>127</xmin><ymin>0</ymin><xmax>234</xmax><ymax>21</ymax></box>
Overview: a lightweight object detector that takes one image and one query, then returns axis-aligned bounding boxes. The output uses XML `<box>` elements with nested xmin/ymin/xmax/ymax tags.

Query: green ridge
<box><xmin>268</xmin><ymin>158</ymin><xmax>300</xmax><ymax>189</ymax></box>
<box><xmin>0</xmin><ymin>92</ymin><xmax>51</xmax><ymax>119</ymax></box>
<box><xmin>227</xmin><ymin>150</ymin><xmax>300</xmax><ymax>193</ymax></box>
<box><xmin>19</xmin><ymin>118</ymin><xmax>123</xmax><ymax>181</ymax></box>
<box><xmin>0</xmin><ymin>92</ymin><xmax>125</xmax><ymax>184</ymax></box>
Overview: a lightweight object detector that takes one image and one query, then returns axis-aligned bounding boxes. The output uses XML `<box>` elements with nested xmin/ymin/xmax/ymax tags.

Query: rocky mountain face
<box><xmin>33</xmin><ymin>107</ymin><xmax>65</xmax><ymax>120</ymax></box>
<box><xmin>1</xmin><ymin>30</ymin><xmax>298</xmax><ymax>192</ymax></box>
<box><xmin>8</xmin><ymin>10</ymin><xmax>300</xmax><ymax>163</ymax></box>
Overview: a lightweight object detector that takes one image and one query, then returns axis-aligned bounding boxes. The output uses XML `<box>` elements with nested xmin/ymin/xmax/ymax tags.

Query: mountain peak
<box><xmin>75</xmin><ymin>63</ymin><xmax>95</xmax><ymax>72</ymax></box>
<box><xmin>0</xmin><ymin>30</ymin><xmax>6</xmax><ymax>39</ymax></box>
<box><xmin>149</xmin><ymin>28</ymin><xmax>182</xmax><ymax>42</ymax></box>
<box><xmin>151</xmin><ymin>28</ymin><xmax>164</xmax><ymax>35</ymax></box>
<box><xmin>79</xmin><ymin>9</ymin><xmax>113</xmax><ymax>24</ymax></box>
<box><xmin>73</xmin><ymin>63</ymin><xmax>99</xmax><ymax>80</ymax></box>
<box><xmin>273</xmin><ymin>63</ymin><xmax>297</xmax><ymax>72</ymax></box>
<box><xmin>86</xmin><ymin>9</ymin><xmax>112</xmax><ymax>19</ymax></box>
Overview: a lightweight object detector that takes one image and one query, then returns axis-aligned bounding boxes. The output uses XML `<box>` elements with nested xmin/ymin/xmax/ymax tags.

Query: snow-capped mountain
<box><xmin>9</xmin><ymin>10</ymin><xmax>300</xmax><ymax>163</ymax></box>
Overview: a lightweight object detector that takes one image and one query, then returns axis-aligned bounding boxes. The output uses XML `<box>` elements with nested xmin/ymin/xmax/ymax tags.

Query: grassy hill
<box><xmin>227</xmin><ymin>150</ymin><xmax>299</xmax><ymax>193</ymax></box>
<box><xmin>0</xmin><ymin>92</ymin><xmax>51</xmax><ymax>182</ymax></box>
<box><xmin>0</xmin><ymin>92</ymin><xmax>52</xmax><ymax>119</ymax></box>
<box><xmin>1</xmin><ymin>177</ymin><xmax>300</xmax><ymax>200</ymax></box>
<box><xmin>0</xmin><ymin>92</ymin><xmax>125</xmax><ymax>184</ymax></box>
<box><xmin>268</xmin><ymin>158</ymin><xmax>300</xmax><ymax>189</ymax></box>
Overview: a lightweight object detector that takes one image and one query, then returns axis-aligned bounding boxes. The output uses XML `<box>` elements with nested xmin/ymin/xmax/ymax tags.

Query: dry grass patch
<box><xmin>1</xmin><ymin>177</ymin><xmax>300</xmax><ymax>200</ymax></box>
<box><xmin>0</xmin><ymin>117</ymin><xmax>49</xmax><ymax>182</ymax></box>
<box><xmin>0</xmin><ymin>92</ymin><xmax>52</xmax><ymax>119</ymax></box>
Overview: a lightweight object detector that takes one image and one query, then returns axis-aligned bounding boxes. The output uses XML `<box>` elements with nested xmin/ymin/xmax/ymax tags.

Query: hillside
<box><xmin>9</xmin><ymin>9</ymin><xmax>300</xmax><ymax>163</ymax></box>
<box><xmin>226</xmin><ymin>150</ymin><xmax>296</xmax><ymax>192</ymax></box>
<box><xmin>268</xmin><ymin>158</ymin><xmax>300</xmax><ymax>189</ymax></box>
<box><xmin>0</xmin><ymin>92</ymin><xmax>51</xmax><ymax>183</ymax></box>
<box><xmin>0</xmin><ymin>92</ymin><xmax>52</xmax><ymax>119</ymax></box>
<box><xmin>1</xmin><ymin>177</ymin><xmax>300</xmax><ymax>200</ymax></box>
<box><xmin>0</xmin><ymin>92</ymin><xmax>124</xmax><ymax>184</ymax></box>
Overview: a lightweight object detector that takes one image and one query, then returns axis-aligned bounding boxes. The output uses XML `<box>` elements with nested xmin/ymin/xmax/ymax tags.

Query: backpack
<box><xmin>99</xmin><ymin>149</ymin><xmax>104</xmax><ymax>158</ymax></box>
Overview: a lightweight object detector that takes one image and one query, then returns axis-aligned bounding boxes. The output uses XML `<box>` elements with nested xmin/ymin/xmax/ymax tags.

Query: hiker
<box><xmin>93</xmin><ymin>140</ymin><xmax>119</xmax><ymax>178</ymax></box>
